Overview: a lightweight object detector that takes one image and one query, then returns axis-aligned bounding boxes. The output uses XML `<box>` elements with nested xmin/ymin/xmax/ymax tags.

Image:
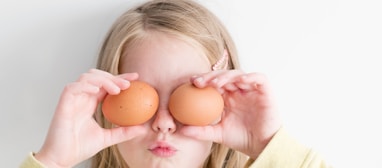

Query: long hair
<box><xmin>92</xmin><ymin>0</ymin><xmax>247</xmax><ymax>167</ymax></box>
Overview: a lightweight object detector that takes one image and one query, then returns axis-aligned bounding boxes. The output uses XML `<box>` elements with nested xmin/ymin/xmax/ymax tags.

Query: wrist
<box><xmin>34</xmin><ymin>151</ymin><xmax>67</xmax><ymax>168</ymax></box>
<box><xmin>248</xmin><ymin>135</ymin><xmax>273</xmax><ymax>159</ymax></box>
<box><xmin>248</xmin><ymin>126</ymin><xmax>282</xmax><ymax>159</ymax></box>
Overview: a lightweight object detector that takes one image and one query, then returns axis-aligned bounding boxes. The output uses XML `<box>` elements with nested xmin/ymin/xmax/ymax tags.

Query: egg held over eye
<box><xmin>102</xmin><ymin>81</ymin><xmax>159</xmax><ymax>126</ymax></box>
<box><xmin>169</xmin><ymin>83</ymin><xmax>224</xmax><ymax>126</ymax></box>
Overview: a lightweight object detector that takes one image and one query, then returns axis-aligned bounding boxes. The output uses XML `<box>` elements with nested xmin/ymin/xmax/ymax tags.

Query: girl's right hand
<box><xmin>34</xmin><ymin>69</ymin><xmax>147</xmax><ymax>168</ymax></box>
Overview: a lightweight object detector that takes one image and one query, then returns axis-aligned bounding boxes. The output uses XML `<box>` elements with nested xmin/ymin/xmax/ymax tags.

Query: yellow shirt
<box><xmin>20</xmin><ymin>152</ymin><xmax>45</xmax><ymax>168</ymax></box>
<box><xmin>245</xmin><ymin>127</ymin><xmax>331</xmax><ymax>168</ymax></box>
<box><xmin>20</xmin><ymin>127</ymin><xmax>331</xmax><ymax>168</ymax></box>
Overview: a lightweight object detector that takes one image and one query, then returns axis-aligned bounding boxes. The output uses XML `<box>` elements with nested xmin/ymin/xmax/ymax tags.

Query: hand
<box><xmin>180</xmin><ymin>70</ymin><xmax>282</xmax><ymax>159</ymax></box>
<box><xmin>34</xmin><ymin>69</ymin><xmax>147</xmax><ymax>168</ymax></box>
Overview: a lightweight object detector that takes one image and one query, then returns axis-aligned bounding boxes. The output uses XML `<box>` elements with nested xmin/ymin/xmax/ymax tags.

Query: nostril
<box><xmin>151</xmin><ymin>109</ymin><xmax>177</xmax><ymax>133</ymax></box>
<box><xmin>155</xmin><ymin>127</ymin><xmax>174</xmax><ymax>133</ymax></box>
<box><xmin>153</xmin><ymin>124</ymin><xmax>176</xmax><ymax>133</ymax></box>
<box><xmin>155</xmin><ymin>126</ymin><xmax>161</xmax><ymax>132</ymax></box>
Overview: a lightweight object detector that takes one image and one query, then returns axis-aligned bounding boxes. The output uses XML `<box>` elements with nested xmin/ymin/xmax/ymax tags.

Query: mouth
<box><xmin>148</xmin><ymin>141</ymin><xmax>177</xmax><ymax>157</ymax></box>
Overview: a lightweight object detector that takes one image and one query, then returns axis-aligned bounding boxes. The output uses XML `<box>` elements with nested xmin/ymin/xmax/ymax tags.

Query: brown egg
<box><xmin>169</xmin><ymin>83</ymin><xmax>224</xmax><ymax>126</ymax></box>
<box><xmin>102</xmin><ymin>81</ymin><xmax>159</xmax><ymax>126</ymax></box>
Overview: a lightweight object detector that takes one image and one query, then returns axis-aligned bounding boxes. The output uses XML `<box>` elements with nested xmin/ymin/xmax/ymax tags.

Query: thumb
<box><xmin>103</xmin><ymin>126</ymin><xmax>147</xmax><ymax>147</ymax></box>
<box><xmin>180</xmin><ymin>125</ymin><xmax>222</xmax><ymax>143</ymax></box>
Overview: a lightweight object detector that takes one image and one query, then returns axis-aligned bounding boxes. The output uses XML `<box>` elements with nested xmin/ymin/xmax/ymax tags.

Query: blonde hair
<box><xmin>93</xmin><ymin>0</ymin><xmax>247</xmax><ymax>167</ymax></box>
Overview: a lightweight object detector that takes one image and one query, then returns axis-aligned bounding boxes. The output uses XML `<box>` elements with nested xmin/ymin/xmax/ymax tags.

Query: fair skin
<box><xmin>34</xmin><ymin>32</ymin><xmax>282</xmax><ymax>167</ymax></box>
<box><xmin>117</xmin><ymin>33</ymin><xmax>213</xmax><ymax>168</ymax></box>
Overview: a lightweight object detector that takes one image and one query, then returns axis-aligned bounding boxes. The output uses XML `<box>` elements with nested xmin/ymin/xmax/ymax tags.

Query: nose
<box><xmin>151</xmin><ymin>109</ymin><xmax>176</xmax><ymax>133</ymax></box>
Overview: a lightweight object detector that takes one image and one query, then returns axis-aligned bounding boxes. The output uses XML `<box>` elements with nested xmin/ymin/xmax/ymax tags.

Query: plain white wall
<box><xmin>1</xmin><ymin>0</ymin><xmax>381</xmax><ymax>167</ymax></box>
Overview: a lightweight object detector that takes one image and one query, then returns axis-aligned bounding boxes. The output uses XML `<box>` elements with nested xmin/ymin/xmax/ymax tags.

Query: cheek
<box><xmin>116</xmin><ymin>125</ymin><xmax>152</xmax><ymax>166</ymax></box>
<box><xmin>117</xmin><ymin>138</ymin><xmax>145</xmax><ymax>164</ymax></box>
<box><xmin>181</xmin><ymin>139</ymin><xmax>213</xmax><ymax>165</ymax></box>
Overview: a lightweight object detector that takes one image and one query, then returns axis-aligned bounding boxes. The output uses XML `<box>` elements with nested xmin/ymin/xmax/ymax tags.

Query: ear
<box><xmin>212</xmin><ymin>49</ymin><xmax>229</xmax><ymax>71</ymax></box>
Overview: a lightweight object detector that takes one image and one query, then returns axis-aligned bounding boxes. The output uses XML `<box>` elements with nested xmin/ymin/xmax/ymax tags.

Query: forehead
<box><xmin>119</xmin><ymin>32</ymin><xmax>211</xmax><ymax>86</ymax></box>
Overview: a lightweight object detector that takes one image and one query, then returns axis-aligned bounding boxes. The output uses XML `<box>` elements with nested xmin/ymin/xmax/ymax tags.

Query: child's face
<box><xmin>118</xmin><ymin>32</ymin><xmax>213</xmax><ymax>168</ymax></box>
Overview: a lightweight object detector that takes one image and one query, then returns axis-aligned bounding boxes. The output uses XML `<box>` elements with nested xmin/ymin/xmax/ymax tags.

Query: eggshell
<box><xmin>102</xmin><ymin>81</ymin><xmax>159</xmax><ymax>126</ymax></box>
<box><xmin>169</xmin><ymin>83</ymin><xmax>224</xmax><ymax>126</ymax></box>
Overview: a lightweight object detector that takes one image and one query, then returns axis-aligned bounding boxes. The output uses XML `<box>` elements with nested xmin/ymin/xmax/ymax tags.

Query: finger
<box><xmin>191</xmin><ymin>70</ymin><xmax>229</xmax><ymax>87</ymax></box>
<box><xmin>203</xmin><ymin>71</ymin><xmax>245</xmax><ymax>93</ymax></box>
<box><xmin>79</xmin><ymin>73</ymin><xmax>124</xmax><ymax>95</ymax></box>
<box><xmin>117</xmin><ymin>72</ymin><xmax>139</xmax><ymax>81</ymax></box>
<box><xmin>210</xmin><ymin>71</ymin><xmax>243</xmax><ymax>88</ymax></box>
<box><xmin>238</xmin><ymin>73</ymin><xmax>270</xmax><ymax>94</ymax></box>
<box><xmin>180</xmin><ymin>125</ymin><xmax>223</xmax><ymax>143</ymax></box>
<box><xmin>57</xmin><ymin>82</ymin><xmax>101</xmax><ymax>117</ymax></box>
<box><xmin>87</xmin><ymin>69</ymin><xmax>135</xmax><ymax>90</ymax></box>
<box><xmin>192</xmin><ymin>70</ymin><xmax>243</xmax><ymax>88</ymax></box>
<box><xmin>63</xmin><ymin>82</ymin><xmax>106</xmax><ymax>106</ymax></box>
<box><xmin>64</xmin><ymin>82</ymin><xmax>100</xmax><ymax>96</ymax></box>
<box><xmin>115</xmin><ymin>73</ymin><xmax>139</xmax><ymax>90</ymax></box>
<box><xmin>88</xmin><ymin>68</ymin><xmax>116</xmax><ymax>78</ymax></box>
<box><xmin>89</xmin><ymin>69</ymin><xmax>138</xmax><ymax>82</ymax></box>
<box><xmin>102</xmin><ymin>126</ymin><xmax>147</xmax><ymax>147</ymax></box>
<box><xmin>223</xmin><ymin>83</ymin><xmax>240</xmax><ymax>92</ymax></box>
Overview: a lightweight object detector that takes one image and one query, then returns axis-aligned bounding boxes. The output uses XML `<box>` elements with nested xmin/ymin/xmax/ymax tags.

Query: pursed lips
<box><xmin>148</xmin><ymin>141</ymin><xmax>177</xmax><ymax>157</ymax></box>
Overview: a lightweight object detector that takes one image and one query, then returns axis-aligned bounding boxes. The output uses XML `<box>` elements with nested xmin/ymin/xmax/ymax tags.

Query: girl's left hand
<box><xmin>180</xmin><ymin>70</ymin><xmax>282</xmax><ymax>159</ymax></box>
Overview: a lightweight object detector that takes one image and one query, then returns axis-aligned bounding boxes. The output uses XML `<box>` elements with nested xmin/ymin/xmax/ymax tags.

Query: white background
<box><xmin>1</xmin><ymin>0</ymin><xmax>381</xmax><ymax>167</ymax></box>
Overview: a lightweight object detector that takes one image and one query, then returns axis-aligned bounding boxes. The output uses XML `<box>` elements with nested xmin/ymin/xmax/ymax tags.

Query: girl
<box><xmin>21</xmin><ymin>0</ymin><xmax>330</xmax><ymax>167</ymax></box>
